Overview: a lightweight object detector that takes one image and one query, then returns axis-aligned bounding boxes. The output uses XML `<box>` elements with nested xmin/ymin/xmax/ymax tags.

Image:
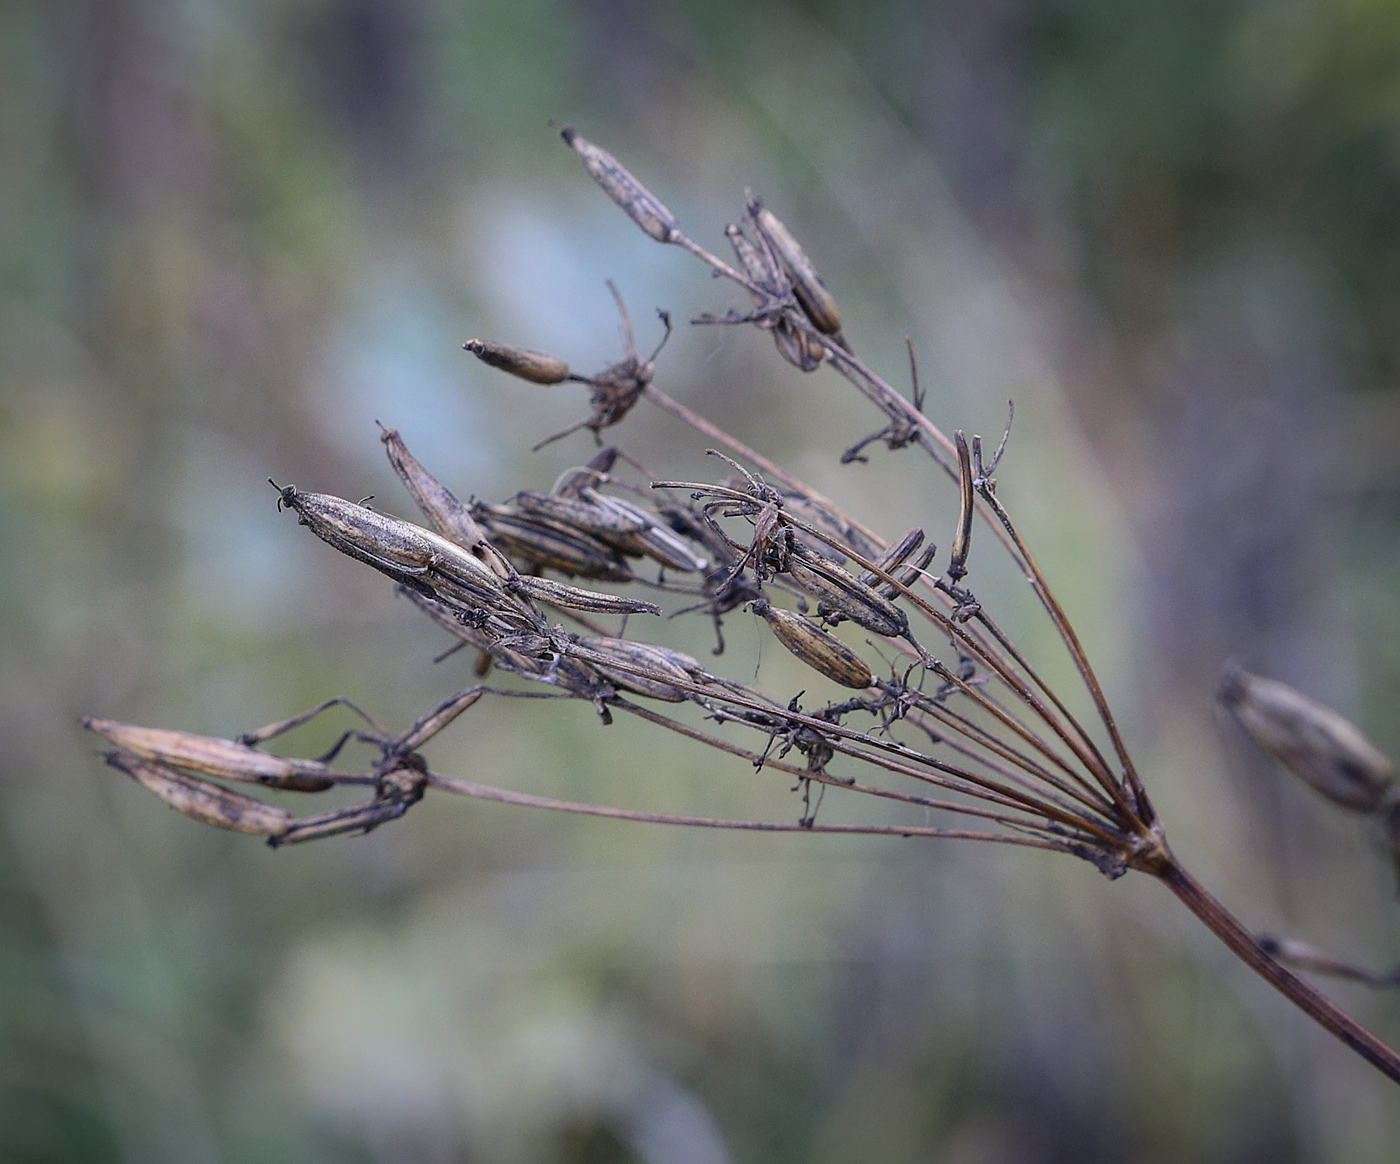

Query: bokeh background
<box><xmin>5</xmin><ymin>0</ymin><xmax>1400</xmax><ymax>1159</ymax></box>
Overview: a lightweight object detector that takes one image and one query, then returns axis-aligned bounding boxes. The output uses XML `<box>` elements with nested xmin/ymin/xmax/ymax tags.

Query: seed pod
<box><xmin>84</xmin><ymin>717</ymin><xmax>337</xmax><ymax>792</ymax></box>
<box><xmin>782</xmin><ymin>547</ymin><xmax>909</xmax><ymax>638</ymax></box>
<box><xmin>572</xmin><ymin>489</ymin><xmax>709</xmax><ymax>572</ymax></box>
<box><xmin>573</xmin><ymin>637</ymin><xmax>693</xmax><ymax>702</ymax></box>
<box><xmin>463</xmin><ymin>339</ymin><xmax>570</xmax><ymax>384</ymax></box>
<box><xmin>379</xmin><ymin>426</ymin><xmax>512</xmax><ymax>582</ymax></box>
<box><xmin>106</xmin><ymin>751</ymin><xmax>292</xmax><ymax>836</ymax></box>
<box><xmin>515</xmin><ymin>490</ymin><xmax>650</xmax><ymax>536</ymax></box>
<box><xmin>559</xmin><ymin>126</ymin><xmax>679</xmax><ymax>244</ymax></box>
<box><xmin>948</xmin><ymin>431</ymin><xmax>974</xmax><ymax>583</ymax></box>
<box><xmin>751</xmin><ymin>599</ymin><xmax>873</xmax><ymax>689</ymax></box>
<box><xmin>771</xmin><ymin>317</ymin><xmax>825</xmax><ymax>372</ymax></box>
<box><xmin>1218</xmin><ymin>666</ymin><xmax>1395</xmax><ymax>813</ymax></box>
<box><xmin>273</xmin><ymin>484</ymin><xmax>511</xmax><ymax>609</ymax></box>
<box><xmin>472</xmin><ymin>503</ymin><xmax>633</xmax><ymax>581</ymax></box>
<box><xmin>748</xmin><ymin>196</ymin><xmax>841</xmax><ymax>335</ymax></box>
<box><xmin>725</xmin><ymin>223</ymin><xmax>783</xmax><ymax>294</ymax></box>
<box><xmin>858</xmin><ymin>528</ymin><xmax>924</xmax><ymax>589</ymax></box>
<box><xmin>509</xmin><ymin>574</ymin><xmax>660</xmax><ymax>616</ymax></box>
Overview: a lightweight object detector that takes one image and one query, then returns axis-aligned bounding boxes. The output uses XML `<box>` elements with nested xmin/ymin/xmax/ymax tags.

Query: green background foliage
<box><xmin>3</xmin><ymin>0</ymin><xmax>1400</xmax><ymax>1159</ymax></box>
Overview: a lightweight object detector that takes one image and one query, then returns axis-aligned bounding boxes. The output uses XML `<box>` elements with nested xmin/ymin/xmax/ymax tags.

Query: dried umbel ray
<box><xmin>85</xmin><ymin>127</ymin><xmax>1400</xmax><ymax>1085</ymax></box>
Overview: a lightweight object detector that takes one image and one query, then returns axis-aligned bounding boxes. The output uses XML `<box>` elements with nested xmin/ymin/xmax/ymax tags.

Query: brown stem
<box><xmin>1154</xmin><ymin>858</ymin><xmax>1400</xmax><ymax>1084</ymax></box>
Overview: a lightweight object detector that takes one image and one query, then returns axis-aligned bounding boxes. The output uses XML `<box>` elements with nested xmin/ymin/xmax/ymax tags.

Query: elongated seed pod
<box><xmin>949</xmin><ymin>431</ymin><xmax>974</xmax><ymax>582</ymax></box>
<box><xmin>106</xmin><ymin>752</ymin><xmax>293</xmax><ymax>836</ymax></box>
<box><xmin>574</xmin><ymin>489</ymin><xmax>709</xmax><ymax>571</ymax></box>
<box><xmin>379</xmin><ymin>426</ymin><xmax>510</xmax><ymax>582</ymax></box>
<box><xmin>751</xmin><ymin>599</ymin><xmax>873</xmax><ymax>689</ymax></box>
<box><xmin>472</xmin><ymin>503</ymin><xmax>633</xmax><ymax>581</ymax></box>
<box><xmin>874</xmin><ymin>540</ymin><xmax>939</xmax><ymax>599</ymax></box>
<box><xmin>858</xmin><ymin>528</ymin><xmax>924</xmax><ymax>589</ymax></box>
<box><xmin>725</xmin><ymin>223</ymin><xmax>783</xmax><ymax>294</ymax></box>
<box><xmin>573</xmin><ymin>637</ymin><xmax>693</xmax><ymax>701</ymax></box>
<box><xmin>510</xmin><ymin>574</ymin><xmax>660</xmax><ymax>616</ymax></box>
<box><xmin>782</xmin><ymin>548</ymin><xmax>909</xmax><ymax>638</ymax></box>
<box><xmin>463</xmin><ymin>339</ymin><xmax>570</xmax><ymax>384</ymax></box>
<box><xmin>1219</xmin><ymin>667</ymin><xmax>1395</xmax><ymax>813</ymax></box>
<box><xmin>515</xmin><ymin>490</ymin><xmax>650</xmax><ymax>536</ymax></box>
<box><xmin>84</xmin><ymin>718</ymin><xmax>337</xmax><ymax>792</ymax></box>
<box><xmin>559</xmin><ymin>126</ymin><xmax>679</xmax><ymax>244</ymax></box>
<box><xmin>748</xmin><ymin>197</ymin><xmax>842</xmax><ymax>335</ymax></box>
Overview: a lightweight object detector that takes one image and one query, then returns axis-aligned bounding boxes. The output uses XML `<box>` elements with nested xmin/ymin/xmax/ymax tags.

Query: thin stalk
<box><xmin>1153</xmin><ymin>858</ymin><xmax>1400</xmax><ymax>1084</ymax></box>
<box><xmin>424</xmin><ymin>769</ymin><xmax>1077</xmax><ymax>852</ymax></box>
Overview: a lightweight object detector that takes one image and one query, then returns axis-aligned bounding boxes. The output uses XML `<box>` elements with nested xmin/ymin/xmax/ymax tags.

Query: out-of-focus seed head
<box><xmin>463</xmin><ymin>339</ymin><xmax>571</xmax><ymax>384</ymax></box>
<box><xmin>751</xmin><ymin>599</ymin><xmax>873</xmax><ymax>690</ymax></box>
<box><xmin>748</xmin><ymin>196</ymin><xmax>842</xmax><ymax>336</ymax></box>
<box><xmin>1218</xmin><ymin>666</ymin><xmax>1395</xmax><ymax>814</ymax></box>
<box><xmin>105</xmin><ymin>751</ymin><xmax>292</xmax><ymax>836</ymax></box>
<box><xmin>560</xmin><ymin>126</ymin><xmax>680</xmax><ymax>244</ymax></box>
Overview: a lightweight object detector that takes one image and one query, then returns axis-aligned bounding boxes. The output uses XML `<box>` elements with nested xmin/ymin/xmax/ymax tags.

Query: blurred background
<box><xmin>4</xmin><ymin>0</ymin><xmax>1400</xmax><ymax>1159</ymax></box>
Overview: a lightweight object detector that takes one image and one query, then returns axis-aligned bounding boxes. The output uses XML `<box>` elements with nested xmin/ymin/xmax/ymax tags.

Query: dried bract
<box><xmin>1219</xmin><ymin>666</ymin><xmax>1395</xmax><ymax>814</ymax></box>
<box><xmin>560</xmin><ymin>125</ymin><xmax>680</xmax><ymax>244</ymax></box>
<box><xmin>463</xmin><ymin>339</ymin><xmax>570</xmax><ymax>384</ymax></box>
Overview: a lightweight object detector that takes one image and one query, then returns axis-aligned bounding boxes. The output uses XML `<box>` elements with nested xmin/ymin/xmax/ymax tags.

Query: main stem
<box><xmin>1154</xmin><ymin>857</ymin><xmax>1400</xmax><ymax>1083</ymax></box>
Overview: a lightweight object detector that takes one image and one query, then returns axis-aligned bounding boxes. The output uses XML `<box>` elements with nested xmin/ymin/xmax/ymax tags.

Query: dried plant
<box><xmin>84</xmin><ymin>126</ymin><xmax>1400</xmax><ymax>1085</ymax></box>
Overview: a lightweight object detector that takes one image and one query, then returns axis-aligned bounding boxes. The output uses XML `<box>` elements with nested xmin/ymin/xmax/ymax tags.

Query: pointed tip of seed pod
<box><xmin>559</xmin><ymin>124</ymin><xmax>578</xmax><ymax>146</ymax></box>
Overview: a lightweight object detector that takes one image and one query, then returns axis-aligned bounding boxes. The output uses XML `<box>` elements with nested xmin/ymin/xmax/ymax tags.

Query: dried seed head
<box><xmin>560</xmin><ymin>126</ymin><xmax>680</xmax><ymax>244</ymax></box>
<box><xmin>83</xmin><ymin>717</ymin><xmax>337</xmax><ymax>792</ymax></box>
<box><xmin>463</xmin><ymin>339</ymin><xmax>571</xmax><ymax>384</ymax></box>
<box><xmin>1218</xmin><ymin>666</ymin><xmax>1395</xmax><ymax>813</ymax></box>
<box><xmin>748</xmin><ymin>196</ymin><xmax>842</xmax><ymax>336</ymax></box>
<box><xmin>105</xmin><ymin>751</ymin><xmax>292</xmax><ymax>836</ymax></box>
<box><xmin>751</xmin><ymin>599</ymin><xmax>873</xmax><ymax>690</ymax></box>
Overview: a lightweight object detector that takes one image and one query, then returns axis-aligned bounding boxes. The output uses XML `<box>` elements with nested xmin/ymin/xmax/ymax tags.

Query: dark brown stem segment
<box><xmin>1155</xmin><ymin>858</ymin><xmax>1400</xmax><ymax>1084</ymax></box>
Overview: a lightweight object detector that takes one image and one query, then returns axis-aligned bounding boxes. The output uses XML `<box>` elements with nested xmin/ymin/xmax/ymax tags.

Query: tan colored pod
<box><xmin>509</xmin><ymin>574</ymin><xmax>660</xmax><ymax>616</ymax></box>
<box><xmin>748</xmin><ymin>197</ymin><xmax>842</xmax><ymax>335</ymax></box>
<box><xmin>463</xmin><ymin>339</ymin><xmax>571</xmax><ymax>384</ymax></box>
<box><xmin>559</xmin><ymin>126</ymin><xmax>679</xmax><ymax>244</ymax></box>
<box><xmin>83</xmin><ymin>718</ymin><xmax>336</xmax><ymax>792</ymax></box>
<box><xmin>106</xmin><ymin>751</ymin><xmax>292</xmax><ymax>836</ymax></box>
<box><xmin>1218</xmin><ymin>666</ymin><xmax>1395</xmax><ymax>813</ymax></box>
<box><xmin>751</xmin><ymin>598</ymin><xmax>873</xmax><ymax>690</ymax></box>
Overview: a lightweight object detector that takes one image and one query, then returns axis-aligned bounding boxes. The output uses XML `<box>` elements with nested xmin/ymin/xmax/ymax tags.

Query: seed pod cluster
<box><xmin>83</xmin><ymin>717</ymin><xmax>338</xmax><ymax>793</ymax></box>
<box><xmin>470</xmin><ymin>501</ymin><xmax>634</xmax><ymax>581</ymax></box>
<box><xmin>725</xmin><ymin>223</ymin><xmax>823</xmax><ymax>373</ymax></box>
<box><xmin>751</xmin><ymin>598</ymin><xmax>873</xmax><ymax>690</ymax></box>
<box><xmin>560</xmin><ymin>125</ymin><xmax>680</xmax><ymax>244</ymax></box>
<box><xmin>463</xmin><ymin>339</ymin><xmax>571</xmax><ymax>384</ymax></box>
<box><xmin>1219</xmin><ymin>666</ymin><xmax>1395</xmax><ymax>814</ymax></box>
